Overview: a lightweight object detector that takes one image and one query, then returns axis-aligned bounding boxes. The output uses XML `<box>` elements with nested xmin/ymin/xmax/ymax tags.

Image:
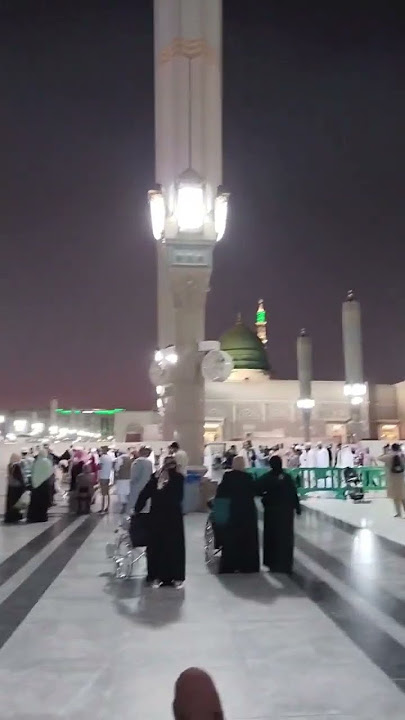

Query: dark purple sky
<box><xmin>1</xmin><ymin>1</ymin><xmax>405</xmax><ymax>409</ymax></box>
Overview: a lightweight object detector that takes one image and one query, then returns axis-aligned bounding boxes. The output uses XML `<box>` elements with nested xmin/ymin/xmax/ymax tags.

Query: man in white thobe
<box><xmin>128</xmin><ymin>446</ymin><xmax>153</xmax><ymax>512</ymax></box>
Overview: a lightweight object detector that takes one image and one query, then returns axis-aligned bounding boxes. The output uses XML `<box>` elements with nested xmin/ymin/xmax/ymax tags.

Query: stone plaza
<box><xmin>1</xmin><ymin>497</ymin><xmax>405</xmax><ymax>719</ymax></box>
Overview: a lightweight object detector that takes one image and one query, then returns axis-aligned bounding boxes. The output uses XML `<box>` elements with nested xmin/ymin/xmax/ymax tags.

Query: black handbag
<box><xmin>129</xmin><ymin>513</ymin><xmax>150</xmax><ymax>547</ymax></box>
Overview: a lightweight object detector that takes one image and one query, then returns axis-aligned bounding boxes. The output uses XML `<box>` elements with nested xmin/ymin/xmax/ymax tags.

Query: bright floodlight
<box><xmin>344</xmin><ymin>383</ymin><xmax>366</xmax><ymax>397</ymax></box>
<box><xmin>49</xmin><ymin>425</ymin><xmax>59</xmax><ymax>436</ymax></box>
<box><xmin>0</xmin><ymin>415</ymin><xmax>5</xmax><ymax>424</ymax></box>
<box><xmin>166</xmin><ymin>351</ymin><xmax>178</xmax><ymax>364</ymax></box>
<box><xmin>296</xmin><ymin>398</ymin><xmax>315</xmax><ymax>410</ymax></box>
<box><xmin>6</xmin><ymin>433</ymin><xmax>16</xmax><ymax>441</ymax></box>
<box><xmin>14</xmin><ymin>419</ymin><xmax>27</xmax><ymax>433</ymax></box>
<box><xmin>156</xmin><ymin>385</ymin><xmax>164</xmax><ymax>396</ymax></box>
<box><xmin>177</xmin><ymin>185</ymin><xmax>205</xmax><ymax>231</ymax></box>
<box><xmin>31</xmin><ymin>422</ymin><xmax>45</xmax><ymax>435</ymax></box>
<box><xmin>214</xmin><ymin>193</ymin><xmax>229</xmax><ymax>241</ymax></box>
<box><xmin>351</xmin><ymin>396</ymin><xmax>363</xmax><ymax>405</ymax></box>
<box><xmin>148</xmin><ymin>189</ymin><xmax>165</xmax><ymax>240</ymax></box>
<box><xmin>155</xmin><ymin>350</ymin><xmax>164</xmax><ymax>363</ymax></box>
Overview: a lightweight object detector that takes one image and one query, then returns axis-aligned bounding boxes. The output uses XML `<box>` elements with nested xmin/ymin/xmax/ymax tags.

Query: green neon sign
<box><xmin>56</xmin><ymin>408</ymin><xmax>125</xmax><ymax>416</ymax></box>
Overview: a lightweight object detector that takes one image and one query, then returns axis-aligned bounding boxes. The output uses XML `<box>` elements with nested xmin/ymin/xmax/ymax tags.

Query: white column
<box><xmin>170</xmin><ymin>267</ymin><xmax>210</xmax><ymax>466</ymax></box>
<box><xmin>152</xmin><ymin>0</ymin><xmax>224</xmax><ymax>466</ymax></box>
<box><xmin>342</xmin><ymin>291</ymin><xmax>364</xmax><ymax>386</ymax></box>
<box><xmin>297</xmin><ymin>329</ymin><xmax>313</xmax><ymax>443</ymax></box>
<box><xmin>154</xmin><ymin>0</ymin><xmax>222</xmax><ymax>204</ymax></box>
<box><xmin>342</xmin><ymin>290</ymin><xmax>365</xmax><ymax>441</ymax></box>
<box><xmin>157</xmin><ymin>243</ymin><xmax>175</xmax><ymax>349</ymax></box>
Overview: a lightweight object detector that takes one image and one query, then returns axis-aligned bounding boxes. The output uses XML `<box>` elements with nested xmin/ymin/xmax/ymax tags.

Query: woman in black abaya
<box><xmin>4</xmin><ymin>453</ymin><xmax>25</xmax><ymax>523</ymax></box>
<box><xmin>256</xmin><ymin>454</ymin><xmax>301</xmax><ymax>574</ymax></box>
<box><xmin>214</xmin><ymin>455</ymin><xmax>259</xmax><ymax>574</ymax></box>
<box><xmin>135</xmin><ymin>456</ymin><xmax>185</xmax><ymax>587</ymax></box>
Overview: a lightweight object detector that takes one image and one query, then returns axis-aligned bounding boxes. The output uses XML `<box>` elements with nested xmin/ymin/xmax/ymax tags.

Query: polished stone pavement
<box><xmin>0</xmin><ymin>501</ymin><xmax>405</xmax><ymax>719</ymax></box>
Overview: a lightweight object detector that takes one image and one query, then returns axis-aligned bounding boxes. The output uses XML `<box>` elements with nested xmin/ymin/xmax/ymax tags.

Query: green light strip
<box><xmin>56</xmin><ymin>408</ymin><xmax>124</xmax><ymax>416</ymax></box>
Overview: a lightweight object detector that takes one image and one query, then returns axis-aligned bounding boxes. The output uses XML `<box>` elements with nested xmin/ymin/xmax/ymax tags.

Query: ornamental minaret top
<box><xmin>256</xmin><ymin>299</ymin><xmax>267</xmax><ymax>347</ymax></box>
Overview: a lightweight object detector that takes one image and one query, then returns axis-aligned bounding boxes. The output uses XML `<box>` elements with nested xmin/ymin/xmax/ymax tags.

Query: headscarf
<box><xmin>157</xmin><ymin>456</ymin><xmax>177</xmax><ymax>490</ymax></box>
<box><xmin>269</xmin><ymin>454</ymin><xmax>283</xmax><ymax>475</ymax></box>
<box><xmin>232</xmin><ymin>455</ymin><xmax>245</xmax><ymax>472</ymax></box>
<box><xmin>173</xmin><ymin>667</ymin><xmax>224</xmax><ymax>719</ymax></box>
<box><xmin>73</xmin><ymin>448</ymin><xmax>88</xmax><ymax>464</ymax></box>
<box><xmin>9</xmin><ymin>452</ymin><xmax>21</xmax><ymax>466</ymax></box>
<box><xmin>31</xmin><ymin>449</ymin><xmax>53</xmax><ymax>488</ymax></box>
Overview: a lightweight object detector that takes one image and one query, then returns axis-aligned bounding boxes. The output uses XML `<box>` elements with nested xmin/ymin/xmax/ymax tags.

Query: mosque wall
<box><xmin>394</xmin><ymin>381</ymin><xmax>405</xmax><ymax>437</ymax></box>
<box><xmin>114</xmin><ymin>381</ymin><xmax>396</xmax><ymax>444</ymax></box>
<box><xmin>114</xmin><ymin>411</ymin><xmax>160</xmax><ymax>443</ymax></box>
<box><xmin>205</xmin><ymin>379</ymin><xmax>372</xmax><ymax>442</ymax></box>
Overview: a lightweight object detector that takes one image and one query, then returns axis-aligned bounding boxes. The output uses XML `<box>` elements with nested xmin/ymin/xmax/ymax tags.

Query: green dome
<box><xmin>220</xmin><ymin>318</ymin><xmax>271</xmax><ymax>372</ymax></box>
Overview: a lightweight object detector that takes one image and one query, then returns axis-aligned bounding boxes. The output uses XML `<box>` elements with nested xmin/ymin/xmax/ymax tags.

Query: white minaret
<box><xmin>296</xmin><ymin>329</ymin><xmax>314</xmax><ymax>443</ymax></box>
<box><xmin>149</xmin><ymin>0</ymin><xmax>229</xmax><ymax>465</ymax></box>
<box><xmin>342</xmin><ymin>290</ymin><xmax>366</xmax><ymax>441</ymax></box>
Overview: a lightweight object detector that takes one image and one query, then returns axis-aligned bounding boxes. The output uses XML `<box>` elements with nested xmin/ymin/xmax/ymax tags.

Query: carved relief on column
<box><xmin>170</xmin><ymin>267</ymin><xmax>211</xmax><ymax>310</ymax></box>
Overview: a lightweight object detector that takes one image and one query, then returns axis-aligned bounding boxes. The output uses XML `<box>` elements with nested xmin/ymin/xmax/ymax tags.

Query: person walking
<box><xmin>27</xmin><ymin>449</ymin><xmax>54</xmax><ymax>523</ymax></box>
<box><xmin>135</xmin><ymin>455</ymin><xmax>185</xmax><ymax>587</ymax></box>
<box><xmin>114</xmin><ymin>450</ymin><xmax>133</xmax><ymax>513</ymax></box>
<box><xmin>4</xmin><ymin>453</ymin><xmax>26</xmax><ymax>524</ymax></box>
<box><xmin>378</xmin><ymin>443</ymin><xmax>405</xmax><ymax>517</ymax></box>
<box><xmin>213</xmin><ymin>455</ymin><xmax>259</xmax><ymax>574</ymax></box>
<box><xmin>128</xmin><ymin>446</ymin><xmax>153</xmax><ymax>511</ymax></box>
<box><xmin>256</xmin><ymin>454</ymin><xmax>301</xmax><ymax>574</ymax></box>
<box><xmin>98</xmin><ymin>446</ymin><xmax>114</xmax><ymax>514</ymax></box>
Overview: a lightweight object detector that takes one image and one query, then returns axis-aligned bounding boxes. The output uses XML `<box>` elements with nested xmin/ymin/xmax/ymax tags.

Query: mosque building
<box><xmin>2</xmin><ymin>299</ymin><xmax>404</xmax><ymax>448</ymax></box>
<box><xmin>115</xmin><ymin>299</ymin><xmax>405</xmax><ymax>446</ymax></box>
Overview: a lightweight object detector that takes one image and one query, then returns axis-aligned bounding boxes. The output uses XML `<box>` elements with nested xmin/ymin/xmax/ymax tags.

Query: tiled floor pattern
<box><xmin>0</xmin><ymin>500</ymin><xmax>404</xmax><ymax>719</ymax></box>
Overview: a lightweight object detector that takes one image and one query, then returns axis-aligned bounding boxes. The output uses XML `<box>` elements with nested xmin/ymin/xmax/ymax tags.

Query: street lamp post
<box><xmin>149</xmin><ymin>0</ymin><xmax>228</xmax><ymax>467</ymax></box>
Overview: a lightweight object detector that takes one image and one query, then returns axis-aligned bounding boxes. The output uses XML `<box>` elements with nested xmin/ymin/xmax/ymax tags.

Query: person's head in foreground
<box><xmin>232</xmin><ymin>455</ymin><xmax>245</xmax><ymax>471</ymax></box>
<box><xmin>173</xmin><ymin>667</ymin><xmax>224</xmax><ymax>719</ymax></box>
<box><xmin>269</xmin><ymin>454</ymin><xmax>283</xmax><ymax>474</ymax></box>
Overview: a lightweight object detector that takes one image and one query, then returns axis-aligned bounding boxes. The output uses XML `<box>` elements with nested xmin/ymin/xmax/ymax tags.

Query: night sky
<box><xmin>1</xmin><ymin>1</ymin><xmax>405</xmax><ymax>410</ymax></box>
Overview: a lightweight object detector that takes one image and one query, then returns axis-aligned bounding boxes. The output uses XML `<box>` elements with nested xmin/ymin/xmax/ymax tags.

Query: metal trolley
<box><xmin>204</xmin><ymin>499</ymin><xmax>222</xmax><ymax>565</ymax></box>
<box><xmin>106</xmin><ymin>516</ymin><xmax>146</xmax><ymax>580</ymax></box>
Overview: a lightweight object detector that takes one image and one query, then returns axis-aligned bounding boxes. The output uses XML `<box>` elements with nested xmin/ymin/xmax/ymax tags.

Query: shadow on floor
<box><xmin>103</xmin><ymin>575</ymin><xmax>185</xmax><ymax>627</ymax></box>
<box><xmin>215</xmin><ymin>569</ymin><xmax>304</xmax><ymax>603</ymax></box>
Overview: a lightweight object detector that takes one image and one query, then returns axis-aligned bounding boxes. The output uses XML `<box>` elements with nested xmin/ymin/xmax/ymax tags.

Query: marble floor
<box><xmin>305</xmin><ymin>496</ymin><xmax>405</xmax><ymax>545</ymax></box>
<box><xmin>0</xmin><ymin>500</ymin><xmax>405</xmax><ymax>719</ymax></box>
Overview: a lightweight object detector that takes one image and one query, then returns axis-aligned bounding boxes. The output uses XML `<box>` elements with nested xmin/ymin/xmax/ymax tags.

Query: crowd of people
<box><xmin>5</xmin><ymin>445</ymin><xmax>71</xmax><ymax>524</ymax></box>
<box><xmin>4</xmin><ymin>441</ymin><xmax>188</xmax><ymax>523</ymax></box>
<box><xmin>219</xmin><ymin>440</ymin><xmax>379</xmax><ymax>471</ymax></box>
<box><xmin>5</xmin><ymin>436</ymin><xmax>405</xmax><ymax>596</ymax></box>
<box><xmin>3</xmin><ymin>440</ymin><xmax>188</xmax><ymax>588</ymax></box>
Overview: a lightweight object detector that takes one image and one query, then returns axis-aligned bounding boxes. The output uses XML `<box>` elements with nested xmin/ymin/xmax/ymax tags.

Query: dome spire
<box><xmin>256</xmin><ymin>299</ymin><xmax>267</xmax><ymax>347</ymax></box>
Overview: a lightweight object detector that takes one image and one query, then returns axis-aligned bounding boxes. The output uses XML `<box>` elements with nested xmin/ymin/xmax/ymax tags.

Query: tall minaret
<box><xmin>149</xmin><ymin>0</ymin><xmax>229</xmax><ymax>464</ymax></box>
<box><xmin>256</xmin><ymin>299</ymin><xmax>267</xmax><ymax>347</ymax></box>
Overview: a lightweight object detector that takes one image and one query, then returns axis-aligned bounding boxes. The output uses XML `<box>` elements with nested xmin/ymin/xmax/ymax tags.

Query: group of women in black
<box><xmin>214</xmin><ymin>454</ymin><xmax>301</xmax><ymax>575</ymax></box>
<box><xmin>131</xmin><ymin>452</ymin><xmax>300</xmax><ymax>587</ymax></box>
